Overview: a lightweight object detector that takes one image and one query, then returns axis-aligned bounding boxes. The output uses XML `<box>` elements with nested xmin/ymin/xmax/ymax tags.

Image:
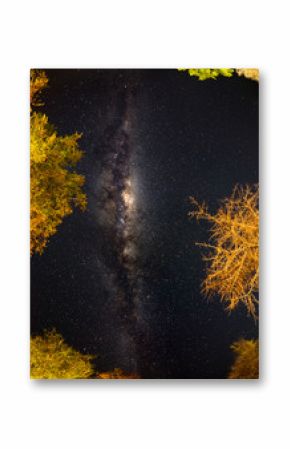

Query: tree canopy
<box><xmin>178</xmin><ymin>68</ymin><xmax>259</xmax><ymax>81</ymax></box>
<box><xmin>178</xmin><ymin>68</ymin><xmax>234</xmax><ymax>80</ymax></box>
<box><xmin>236</xmin><ymin>68</ymin><xmax>259</xmax><ymax>81</ymax></box>
<box><xmin>30</xmin><ymin>69</ymin><xmax>49</xmax><ymax>107</ymax></box>
<box><xmin>30</xmin><ymin>70</ymin><xmax>87</xmax><ymax>255</ymax></box>
<box><xmin>30</xmin><ymin>330</ymin><xmax>140</xmax><ymax>379</ymax></box>
<box><xmin>30</xmin><ymin>330</ymin><xmax>95</xmax><ymax>379</ymax></box>
<box><xmin>228</xmin><ymin>338</ymin><xmax>259</xmax><ymax>379</ymax></box>
<box><xmin>189</xmin><ymin>185</ymin><xmax>259</xmax><ymax>318</ymax></box>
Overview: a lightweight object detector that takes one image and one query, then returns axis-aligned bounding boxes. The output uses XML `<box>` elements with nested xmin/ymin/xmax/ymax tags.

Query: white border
<box><xmin>1</xmin><ymin>1</ymin><xmax>289</xmax><ymax>448</ymax></box>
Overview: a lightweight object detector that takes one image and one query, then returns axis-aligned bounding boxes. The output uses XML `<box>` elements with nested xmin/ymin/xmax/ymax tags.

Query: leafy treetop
<box><xmin>178</xmin><ymin>68</ymin><xmax>259</xmax><ymax>82</ymax></box>
<box><xmin>30</xmin><ymin>330</ymin><xmax>95</xmax><ymax>379</ymax></box>
<box><xmin>30</xmin><ymin>70</ymin><xmax>87</xmax><ymax>255</ymax></box>
<box><xmin>30</xmin><ymin>330</ymin><xmax>140</xmax><ymax>379</ymax></box>
<box><xmin>189</xmin><ymin>185</ymin><xmax>259</xmax><ymax>319</ymax></box>
<box><xmin>236</xmin><ymin>68</ymin><xmax>259</xmax><ymax>81</ymax></box>
<box><xmin>178</xmin><ymin>68</ymin><xmax>234</xmax><ymax>80</ymax></box>
<box><xmin>30</xmin><ymin>69</ymin><xmax>49</xmax><ymax>107</ymax></box>
<box><xmin>228</xmin><ymin>338</ymin><xmax>259</xmax><ymax>379</ymax></box>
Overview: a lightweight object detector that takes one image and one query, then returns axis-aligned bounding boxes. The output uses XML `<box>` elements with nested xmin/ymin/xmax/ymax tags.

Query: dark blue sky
<box><xmin>31</xmin><ymin>69</ymin><xmax>258</xmax><ymax>378</ymax></box>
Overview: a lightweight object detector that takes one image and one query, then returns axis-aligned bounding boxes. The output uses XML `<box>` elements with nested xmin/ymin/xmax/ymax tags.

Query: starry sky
<box><xmin>31</xmin><ymin>69</ymin><xmax>258</xmax><ymax>379</ymax></box>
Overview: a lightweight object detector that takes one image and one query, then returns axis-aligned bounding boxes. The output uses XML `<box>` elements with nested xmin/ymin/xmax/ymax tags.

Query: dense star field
<box><xmin>31</xmin><ymin>69</ymin><xmax>258</xmax><ymax>378</ymax></box>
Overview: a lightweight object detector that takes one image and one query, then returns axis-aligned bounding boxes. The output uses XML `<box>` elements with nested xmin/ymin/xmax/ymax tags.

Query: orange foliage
<box><xmin>189</xmin><ymin>185</ymin><xmax>259</xmax><ymax>318</ymax></box>
<box><xmin>97</xmin><ymin>368</ymin><xmax>140</xmax><ymax>379</ymax></box>
<box><xmin>228</xmin><ymin>338</ymin><xmax>259</xmax><ymax>379</ymax></box>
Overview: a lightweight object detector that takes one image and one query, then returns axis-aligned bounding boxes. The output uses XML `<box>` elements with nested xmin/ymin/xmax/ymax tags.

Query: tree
<box><xmin>178</xmin><ymin>68</ymin><xmax>259</xmax><ymax>82</ymax></box>
<box><xmin>228</xmin><ymin>338</ymin><xmax>259</xmax><ymax>379</ymax></box>
<box><xmin>189</xmin><ymin>185</ymin><xmax>259</xmax><ymax>318</ymax></box>
<box><xmin>30</xmin><ymin>69</ymin><xmax>48</xmax><ymax>107</ymax></box>
<box><xmin>236</xmin><ymin>68</ymin><xmax>259</xmax><ymax>81</ymax></box>
<box><xmin>178</xmin><ymin>68</ymin><xmax>234</xmax><ymax>80</ymax></box>
<box><xmin>30</xmin><ymin>70</ymin><xmax>87</xmax><ymax>255</ymax></box>
<box><xmin>30</xmin><ymin>329</ymin><xmax>95</xmax><ymax>379</ymax></box>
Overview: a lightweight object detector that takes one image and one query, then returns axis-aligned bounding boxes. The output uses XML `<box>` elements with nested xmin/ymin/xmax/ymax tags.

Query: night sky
<box><xmin>31</xmin><ymin>69</ymin><xmax>258</xmax><ymax>379</ymax></box>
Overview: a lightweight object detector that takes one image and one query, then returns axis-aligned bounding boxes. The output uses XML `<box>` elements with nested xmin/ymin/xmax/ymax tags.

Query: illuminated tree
<box><xmin>30</xmin><ymin>70</ymin><xmax>87</xmax><ymax>255</ymax></box>
<box><xmin>97</xmin><ymin>368</ymin><xmax>140</xmax><ymax>379</ymax></box>
<box><xmin>236</xmin><ymin>68</ymin><xmax>259</xmax><ymax>81</ymax></box>
<box><xmin>189</xmin><ymin>185</ymin><xmax>259</xmax><ymax>318</ymax></box>
<box><xmin>178</xmin><ymin>68</ymin><xmax>234</xmax><ymax>80</ymax></box>
<box><xmin>30</xmin><ymin>329</ymin><xmax>95</xmax><ymax>379</ymax></box>
<box><xmin>30</xmin><ymin>69</ymin><xmax>48</xmax><ymax>107</ymax></box>
<box><xmin>228</xmin><ymin>338</ymin><xmax>259</xmax><ymax>379</ymax></box>
<box><xmin>178</xmin><ymin>68</ymin><xmax>259</xmax><ymax>82</ymax></box>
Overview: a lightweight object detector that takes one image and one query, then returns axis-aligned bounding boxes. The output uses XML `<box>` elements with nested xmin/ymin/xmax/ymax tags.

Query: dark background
<box><xmin>31</xmin><ymin>69</ymin><xmax>258</xmax><ymax>378</ymax></box>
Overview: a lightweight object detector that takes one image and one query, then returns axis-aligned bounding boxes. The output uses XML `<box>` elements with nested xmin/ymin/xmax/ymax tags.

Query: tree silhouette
<box><xmin>189</xmin><ymin>185</ymin><xmax>259</xmax><ymax>318</ymax></box>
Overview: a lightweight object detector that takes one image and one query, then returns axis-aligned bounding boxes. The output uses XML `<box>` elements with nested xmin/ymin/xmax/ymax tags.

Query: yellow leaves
<box><xmin>236</xmin><ymin>68</ymin><xmax>259</xmax><ymax>81</ymax></box>
<box><xmin>30</xmin><ymin>329</ymin><xmax>141</xmax><ymax>379</ymax></box>
<box><xmin>30</xmin><ymin>71</ymin><xmax>87</xmax><ymax>255</ymax></box>
<box><xmin>178</xmin><ymin>68</ymin><xmax>259</xmax><ymax>82</ymax></box>
<box><xmin>30</xmin><ymin>69</ymin><xmax>48</xmax><ymax>107</ymax></box>
<box><xmin>189</xmin><ymin>185</ymin><xmax>259</xmax><ymax>318</ymax></box>
<box><xmin>228</xmin><ymin>339</ymin><xmax>259</xmax><ymax>379</ymax></box>
<box><xmin>30</xmin><ymin>113</ymin><xmax>50</xmax><ymax>163</ymax></box>
<box><xmin>178</xmin><ymin>68</ymin><xmax>234</xmax><ymax>80</ymax></box>
<box><xmin>30</xmin><ymin>329</ymin><xmax>140</xmax><ymax>380</ymax></box>
<box><xmin>30</xmin><ymin>330</ymin><xmax>95</xmax><ymax>379</ymax></box>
